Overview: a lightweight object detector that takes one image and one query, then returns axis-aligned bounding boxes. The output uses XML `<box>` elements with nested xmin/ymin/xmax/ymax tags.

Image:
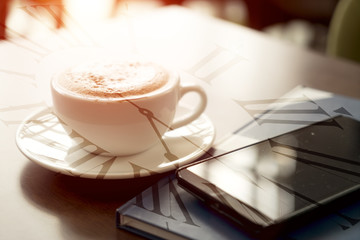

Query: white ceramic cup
<box><xmin>51</xmin><ymin>60</ymin><xmax>207</xmax><ymax>156</ymax></box>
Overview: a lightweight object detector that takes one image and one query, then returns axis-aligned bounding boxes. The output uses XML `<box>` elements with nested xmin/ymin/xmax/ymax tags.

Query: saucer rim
<box><xmin>16</xmin><ymin>107</ymin><xmax>215</xmax><ymax>179</ymax></box>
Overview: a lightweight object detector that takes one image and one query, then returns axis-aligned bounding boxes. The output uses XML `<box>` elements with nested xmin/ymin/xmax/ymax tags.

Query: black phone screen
<box><xmin>177</xmin><ymin>115</ymin><xmax>360</xmax><ymax>232</ymax></box>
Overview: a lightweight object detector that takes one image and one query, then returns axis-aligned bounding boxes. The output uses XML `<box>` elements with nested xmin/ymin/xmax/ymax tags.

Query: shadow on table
<box><xmin>20</xmin><ymin>162</ymin><xmax>168</xmax><ymax>240</ymax></box>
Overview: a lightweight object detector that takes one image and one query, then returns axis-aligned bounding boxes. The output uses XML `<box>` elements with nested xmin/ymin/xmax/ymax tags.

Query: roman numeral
<box><xmin>60</xmin><ymin>7</ymin><xmax>99</xmax><ymax>46</ymax></box>
<box><xmin>0</xmin><ymin>24</ymin><xmax>51</xmax><ymax>59</ymax></box>
<box><xmin>0</xmin><ymin>69</ymin><xmax>36</xmax><ymax>86</ymax></box>
<box><xmin>233</xmin><ymin>96</ymin><xmax>337</xmax><ymax>136</ymax></box>
<box><xmin>4</xmin><ymin>38</ymin><xmax>48</xmax><ymax>61</ymax></box>
<box><xmin>236</xmin><ymin>97</ymin><xmax>331</xmax><ymax>125</ymax></box>
<box><xmin>135</xmin><ymin>177</ymin><xmax>199</xmax><ymax>227</ymax></box>
<box><xmin>186</xmin><ymin>44</ymin><xmax>245</xmax><ymax>85</ymax></box>
<box><xmin>0</xmin><ymin>102</ymin><xmax>43</xmax><ymax>113</ymax></box>
<box><xmin>0</xmin><ymin>102</ymin><xmax>44</xmax><ymax>126</ymax></box>
<box><xmin>20</xmin><ymin>3</ymin><xmax>98</xmax><ymax>48</ymax></box>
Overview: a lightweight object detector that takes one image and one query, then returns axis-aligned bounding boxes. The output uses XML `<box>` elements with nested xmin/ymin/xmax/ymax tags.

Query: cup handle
<box><xmin>171</xmin><ymin>83</ymin><xmax>207</xmax><ymax>129</ymax></box>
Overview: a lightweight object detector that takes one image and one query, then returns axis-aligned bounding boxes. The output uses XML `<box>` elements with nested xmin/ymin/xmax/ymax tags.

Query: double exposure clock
<box><xmin>0</xmin><ymin>2</ymin><xmax>215</xmax><ymax>179</ymax></box>
<box><xmin>0</xmin><ymin>2</ymin><xmax>359</xmax><ymax>237</ymax></box>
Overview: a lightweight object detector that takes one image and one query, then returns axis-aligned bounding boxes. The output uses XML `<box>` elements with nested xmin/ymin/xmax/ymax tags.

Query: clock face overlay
<box><xmin>16</xmin><ymin>107</ymin><xmax>215</xmax><ymax>179</ymax></box>
<box><xmin>1</xmin><ymin>2</ymin><xmax>360</xmax><ymax>237</ymax></box>
<box><xmin>2</xmin><ymin>2</ymin><xmax>215</xmax><ymax>178</ymax></box>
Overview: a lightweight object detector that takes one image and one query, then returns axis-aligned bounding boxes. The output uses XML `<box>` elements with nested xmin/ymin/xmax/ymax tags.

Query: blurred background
<box><xmin>0</xmin><ymin>0</ymin><xmax>340</xmax><ymax>53</ymax></box>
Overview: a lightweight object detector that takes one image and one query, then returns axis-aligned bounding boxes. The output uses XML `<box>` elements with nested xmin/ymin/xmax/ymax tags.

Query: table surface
<box><xmin>1</xmin><ymin>5</ymin><xmax>360</xmax><ymax>240</ymax></box>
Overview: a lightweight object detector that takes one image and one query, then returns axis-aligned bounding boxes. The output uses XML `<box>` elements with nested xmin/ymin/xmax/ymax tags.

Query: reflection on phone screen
<box><xmin>186</xmin><ymin>116</ymin><xmax>360</xmax><ymax>227</ymax></box>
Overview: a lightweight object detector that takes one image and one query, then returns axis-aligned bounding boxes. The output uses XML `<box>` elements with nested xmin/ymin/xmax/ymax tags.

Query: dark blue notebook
<box><xmin>116</xmin><ymin>174</ymin><xmax>253</xmax><ymax>240</ymax></box>
<box><xmin>116</xmin><ymin>173</ymin><xmax>360</xmax><ymax>240</ymax></box>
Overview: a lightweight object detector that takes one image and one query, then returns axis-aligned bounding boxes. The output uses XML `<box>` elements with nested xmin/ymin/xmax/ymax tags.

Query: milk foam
<box><xmin>57</xmin><ymin>60</ymin><xmax>169</xmax><ymax>99</ymax></box>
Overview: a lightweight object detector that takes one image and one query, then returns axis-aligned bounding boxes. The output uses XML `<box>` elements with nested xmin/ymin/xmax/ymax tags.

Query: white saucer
<box><xmin>16</xmin><ymin>108</ymin><xmax>215</xmax><ymax>179</ymax></box>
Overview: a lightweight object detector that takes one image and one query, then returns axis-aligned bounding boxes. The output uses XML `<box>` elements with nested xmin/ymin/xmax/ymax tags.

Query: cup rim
<box><xmin>51</xmin><ymin>64</ymin><xmax>180</xmax><ymax>103</ymax></box>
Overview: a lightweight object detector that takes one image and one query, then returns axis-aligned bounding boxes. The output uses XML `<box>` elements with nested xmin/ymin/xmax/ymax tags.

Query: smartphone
<box><xmin>176</xmin><ymin>115</ymin><xmax>360</xmax><ymax>237</ymax></box>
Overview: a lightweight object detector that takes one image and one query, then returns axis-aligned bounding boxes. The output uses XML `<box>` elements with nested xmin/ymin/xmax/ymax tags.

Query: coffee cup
<box><xmin>50</xmin><ymin>58</ymin><xmax>207</xmax><ymax>156</ymax></box>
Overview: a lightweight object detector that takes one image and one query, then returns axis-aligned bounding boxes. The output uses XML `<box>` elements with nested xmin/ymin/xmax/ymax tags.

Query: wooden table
<box><xmin>0</xmin><ymin>5</ymin><xmax>359</xmax><ymax>240</ymax></box>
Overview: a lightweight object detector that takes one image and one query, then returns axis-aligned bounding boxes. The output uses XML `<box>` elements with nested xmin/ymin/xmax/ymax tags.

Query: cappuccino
<box><xmin>51</xmin><ymin>58</ymin><xmax>207</xmax><ymax>156</ymax></box>
<box><xmin>56</xmin><ymin>60</ymin><xmax>169</xmax><ymax>99</ymax></box>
